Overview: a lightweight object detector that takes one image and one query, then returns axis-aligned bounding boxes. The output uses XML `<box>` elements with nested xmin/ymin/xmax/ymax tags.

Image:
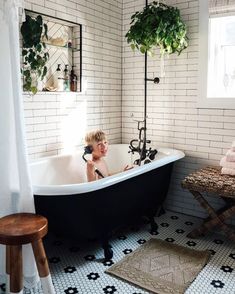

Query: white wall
<box><xmin>122</xmin><ymin>0</ymin><xmax>235</xmax><ymax>223</ymax></box>
<box><xmin>23</xmin><ymin>0</ymin><xmax>122</xmax><ymax>159</ymax></box>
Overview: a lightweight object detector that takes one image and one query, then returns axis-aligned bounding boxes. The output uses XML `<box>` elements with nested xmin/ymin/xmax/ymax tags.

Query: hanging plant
<box><xmin>125</xmin><ymin>1</ymin><xmax>188</xmax><ymax>56</ymax></box>
<box><xmin>21</xmin><ymin>14</ymin><xmax>49</xmax><ymax>94</ymax></box>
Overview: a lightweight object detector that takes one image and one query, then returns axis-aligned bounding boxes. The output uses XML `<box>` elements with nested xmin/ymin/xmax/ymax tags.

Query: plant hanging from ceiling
<box><xmin>125</xmin><ymin>1</ymin><xmax>188</xmax><ymax>56</ymax></box>
<box><xmin>21</xmin><ymin>14</ymin><xmax>49</xmax><ymax>94</ymax></box>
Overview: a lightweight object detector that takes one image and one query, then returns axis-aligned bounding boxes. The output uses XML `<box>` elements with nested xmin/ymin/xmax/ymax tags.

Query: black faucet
<box><xmin>129</xmin><ymin>121</ymin><xmax>157</xmax><ymax>166</ymax></box>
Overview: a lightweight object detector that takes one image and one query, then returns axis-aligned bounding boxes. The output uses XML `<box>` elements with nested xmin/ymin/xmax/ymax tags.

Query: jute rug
<box><xmin>106</xmin><ymin>238</ymin><xmax>210</xmax><ymax>294</ymax></box>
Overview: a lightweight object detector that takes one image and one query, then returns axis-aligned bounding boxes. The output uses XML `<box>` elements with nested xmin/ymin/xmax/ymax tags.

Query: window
<box><xmin>198</xmin><ymin>0</ymin><xmax>235</xmax><ymax>108</ymax></box>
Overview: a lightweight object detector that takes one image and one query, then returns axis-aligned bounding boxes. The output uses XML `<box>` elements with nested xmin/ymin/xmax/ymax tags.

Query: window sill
<box><xmin>197</xmin><ymin>96</ymin><xmax>235</xmax><ymax>109</ymax></box>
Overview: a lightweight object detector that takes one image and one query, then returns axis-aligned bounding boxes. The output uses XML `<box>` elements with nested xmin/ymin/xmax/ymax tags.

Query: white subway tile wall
<box><xmin>23</xmin><ymin>0</ymin><xmax>122</xmax><ymax>159</ymax></box>
<box><xmin>122</xmin><ymin>0</ymin><xmax>235</xmax><ymax>223</ymax></box>
<box><xmin>23</xmin><ymin>0</ymin><xmax>235</xmax><ymax>223</ymax></box>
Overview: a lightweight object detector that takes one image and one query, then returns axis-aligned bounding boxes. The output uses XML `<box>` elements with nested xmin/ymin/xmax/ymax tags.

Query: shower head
<box><xmin>82</xmin><ymin>145</ymin><xmax>105</xmax><ymax>178</ymax></box>
<box><xmin>84</xmin><ymin>145</ymin><xmax>93</xmax><ymax>155</ymax></box>
<box><xmin>82</xmin><ymin>145</ymin><xmax>93</xmax><ymax>163</ymax></box>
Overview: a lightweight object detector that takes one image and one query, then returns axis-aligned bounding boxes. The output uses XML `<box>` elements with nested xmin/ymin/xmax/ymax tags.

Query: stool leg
<box><xmin>31</xmin><ymin>239</ymin><xmax>55</xmax><ymax>294</ymax></box>
<box><xmin>10</xmin><ymin>245</ymin><xmax>23</xmax><ymax>294</ymax></box>
<box><xmin>6</xmin><ymin>245</ymin><xmax>10</xmax><ymax>294</ymax></box>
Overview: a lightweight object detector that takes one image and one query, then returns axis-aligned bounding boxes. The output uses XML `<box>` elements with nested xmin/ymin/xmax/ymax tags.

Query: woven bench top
<box><xmin>182</xmin><ymin>166</ymin><xmax>235</xmax><ymax>199</ymax></box>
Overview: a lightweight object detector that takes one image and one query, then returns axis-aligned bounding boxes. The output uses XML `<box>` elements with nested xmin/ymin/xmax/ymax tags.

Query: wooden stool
<box><xmin>182</xmin><ymin>166</ymin><xmax>235</xmax><ymax>243</ymax></box>
<box><xmin>0</xmin><ymin>213</ymin><xmax>55</xmax><ymax>294</ymax></box>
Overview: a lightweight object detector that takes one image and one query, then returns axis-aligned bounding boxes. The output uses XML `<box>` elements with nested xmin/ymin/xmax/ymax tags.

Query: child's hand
<box><xmin>87</xmin><ymin>159</ymin><xmax>95</xmax><ymax>167</ymax></box>
<box><xmin>124</xmin><ymin>164</ymin><xmax>133</xmax><ymax>171</ymax></box>
<box><xmin>86</xmin><ymin>160</ymin><xmax>96</xmax><ymax>182</ymax></box>
<box><xmin>87</xmin><ymin>160</ymin><xmax>95</xmax><ymax>172</ymax></box>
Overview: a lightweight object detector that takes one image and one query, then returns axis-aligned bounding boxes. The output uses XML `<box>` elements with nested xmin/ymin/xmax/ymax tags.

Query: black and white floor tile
<box><xmin>1</xmin><ymin>211</ymin><xmax>235</xmax><ymax>294</ymax></box>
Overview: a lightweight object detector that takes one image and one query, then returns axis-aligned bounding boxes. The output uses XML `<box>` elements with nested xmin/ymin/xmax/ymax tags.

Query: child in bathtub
<box><xmin>85</xmin><ymin>130</ymin><xmax>132</xmax><ymax>182</ymax></box>
<box><xmin>85</xmin><ymin>130</ymin><xmax>109</xmax><ymax>182</ymax></box>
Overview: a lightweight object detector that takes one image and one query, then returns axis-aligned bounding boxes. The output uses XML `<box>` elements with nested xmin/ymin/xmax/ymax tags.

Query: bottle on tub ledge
<box><xmin>63</xmin><ymin>64</ymin><xmax>70</xmax><ymax>91</ymax></box>
<box><xmin>70</xmin><ymin>66</ymin><xmax>78</xmax><ymax>92</ymax></box>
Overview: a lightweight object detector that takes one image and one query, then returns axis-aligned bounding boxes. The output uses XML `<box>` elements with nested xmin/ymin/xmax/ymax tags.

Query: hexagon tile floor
<box><xmin>1</xmin><ymin>210</ymin><xmax>235</xmax><ymax>294</ymax></box>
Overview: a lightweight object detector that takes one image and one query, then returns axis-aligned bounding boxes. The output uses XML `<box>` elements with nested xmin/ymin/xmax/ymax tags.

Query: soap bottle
<box><xmin>63</xmin><ymin>64</ymin><xmax>70</xmax><ymax>91</ymax></box>
<box><xmin>70</xmin><ymin>66</ymin><xmax>77</xmax><ymax>92</ymax></box>
<box><xmin>55</xmin><ymin>64</ymin><xmax>64</xmax><ymax>91</ymax></box>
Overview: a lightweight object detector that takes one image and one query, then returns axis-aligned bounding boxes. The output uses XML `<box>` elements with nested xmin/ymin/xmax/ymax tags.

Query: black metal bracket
<box><xmin>145</xmin><ymin>77</ymin><xmax>160</xmax><ymax>84</ymax></box>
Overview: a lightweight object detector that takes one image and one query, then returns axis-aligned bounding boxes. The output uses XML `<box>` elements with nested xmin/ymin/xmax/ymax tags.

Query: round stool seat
<box><xmin>0</xmin><ymin>213</ymin><xmax>48</xmax><ymax>245</ymax></box>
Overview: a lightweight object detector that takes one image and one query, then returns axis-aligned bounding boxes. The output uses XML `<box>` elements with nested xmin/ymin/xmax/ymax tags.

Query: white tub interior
<box><xmin>30</xmin><ymin>144</ymin><xmax>185</xmax><ymax>195</ymax></box>
<box><xmin>30</xmin><ymin>144</ymin><xmax>134</xmax><ymax>186</ymax></box>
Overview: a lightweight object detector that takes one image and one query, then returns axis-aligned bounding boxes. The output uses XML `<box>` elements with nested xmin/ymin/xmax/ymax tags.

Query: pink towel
<box><xmin>226</xmin><ymin>149</ymin><xmax>235</xmax><ymax>162</ymax></box>
<box><xmin>221</xmin><ymin>167</ymin><xmax>235</xmax><ymax>176</ymax></box>
<box><xmin>220</xmin><ymin>156</ymin><xmax>235</xmax><ymax>169</ymax></box>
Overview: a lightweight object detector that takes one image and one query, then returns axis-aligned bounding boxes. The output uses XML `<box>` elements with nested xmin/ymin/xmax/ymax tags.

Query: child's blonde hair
<box><xmin>85</xmin><ymin>130</ymin><xmax>107</xmax><ymax>145</ymax></box>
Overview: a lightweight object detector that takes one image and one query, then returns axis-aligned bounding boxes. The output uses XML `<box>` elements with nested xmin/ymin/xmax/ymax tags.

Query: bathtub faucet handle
<box><xmin>129</xmin><ymin>139</ymin><xmax>139</xmax><ymax>153</ymax></box>
<box><xmin>148</xmin><ymin>149</ymin><xmax>158</xmax><ymax>160</ymax></box>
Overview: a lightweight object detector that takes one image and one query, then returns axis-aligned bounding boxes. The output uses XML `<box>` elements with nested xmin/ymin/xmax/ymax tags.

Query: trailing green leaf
<box><xmin>21</xmin><ymin>13</ymin><xmax>49</xmax><ymax>94</ymax></box>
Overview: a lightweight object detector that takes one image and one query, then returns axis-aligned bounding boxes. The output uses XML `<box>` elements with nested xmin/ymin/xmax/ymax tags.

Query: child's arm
<box><xmin>87</xmin><ymin>160</ymin><xmax>105</xmax><ymax>181</ymax></box>
<box><xmin>86</xmin><ymin>160</ymin><xmax>97</xmax><ymax>182</ymax></box>
<box><xmin>109</xmin><ymin>165</ymin><xmax>134</xmax><ymax>176</ymax></box>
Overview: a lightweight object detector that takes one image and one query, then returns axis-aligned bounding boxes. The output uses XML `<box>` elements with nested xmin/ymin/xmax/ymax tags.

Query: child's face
<box><xmin>92</xmin><ymin>139</ymin><xmax>108</xmax><ymax>158</ymax></box>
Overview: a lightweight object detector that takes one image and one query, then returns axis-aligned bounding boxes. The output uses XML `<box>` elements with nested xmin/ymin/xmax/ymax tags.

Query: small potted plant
<box><xmin>21</xmin><ymin>14</ymin><xmax>49</xmax><ymax>94</ymax></box>
<box><xmin>125</xmin><ymin>1</ymin><xmax>188</xmax><ymax>56</ymax></box>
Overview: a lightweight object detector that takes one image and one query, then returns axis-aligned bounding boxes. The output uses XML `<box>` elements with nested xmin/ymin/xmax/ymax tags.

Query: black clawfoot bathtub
<box><xmin>31</xmin><ymin>144</ymin><xmax>184</xmax><ymax>259</ymax></box>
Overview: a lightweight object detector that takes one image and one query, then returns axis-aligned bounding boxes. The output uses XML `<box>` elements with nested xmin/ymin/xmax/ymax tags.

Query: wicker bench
<box><xmin>181</xmin><ymin>166</ymin><xmax>235</xmax><ymax>242</ymax></box>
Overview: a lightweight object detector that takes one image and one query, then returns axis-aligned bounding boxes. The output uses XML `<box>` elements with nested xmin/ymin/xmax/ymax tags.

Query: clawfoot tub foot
<box><xmin>149</xmin><ymin>216</ymin><xmax>158</xmax><ymax>233</ymax></box>
<box><xmin>101</xmin><ymin>236</ymin><xmax>113</xmax><ymax>260</ymax></box>
<box><xmin>156</xmin><ymin>206</ymin><xmax>165</xmax><ymax>217</ymax></box>
<box><xmin>104</xmin><ymin>245</ymin><xmax>113</xmax><ymax>260</ymax></box>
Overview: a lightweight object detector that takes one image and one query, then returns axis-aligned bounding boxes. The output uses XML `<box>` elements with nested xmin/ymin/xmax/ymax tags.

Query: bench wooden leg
<box><xmin>216</xmin><ymin>205</ymin><xmax>235</xmax><ymax>242</ymax></box>
<box><xmin>187</xmin><ymin>190</ymin><xmax>235</xmax><ymax>242</ymax></box>
<box><xmin>31</xmin><ymin>239</ymin><xmax>55</xmax><ymax>294</ymax></box>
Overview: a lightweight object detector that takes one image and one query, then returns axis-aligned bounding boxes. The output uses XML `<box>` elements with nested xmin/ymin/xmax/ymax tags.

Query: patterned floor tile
<box><xmin>1</xmin><ymin>211</ymin><xmax>234</xmax><ymax>294</ymax></box>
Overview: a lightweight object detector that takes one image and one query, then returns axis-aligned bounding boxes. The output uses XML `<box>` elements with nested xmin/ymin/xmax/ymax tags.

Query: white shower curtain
<box><xmin>0</xmin><ymin>0</ymin><xmax>39</xmax><ymax>290</ymax></box>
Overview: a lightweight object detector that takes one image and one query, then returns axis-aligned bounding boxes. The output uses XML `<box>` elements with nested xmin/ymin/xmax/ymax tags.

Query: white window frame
<box><xmin>198</xmin><ymin>0</ymin><xmax>235</xmax><ymax>109</ymax></box>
